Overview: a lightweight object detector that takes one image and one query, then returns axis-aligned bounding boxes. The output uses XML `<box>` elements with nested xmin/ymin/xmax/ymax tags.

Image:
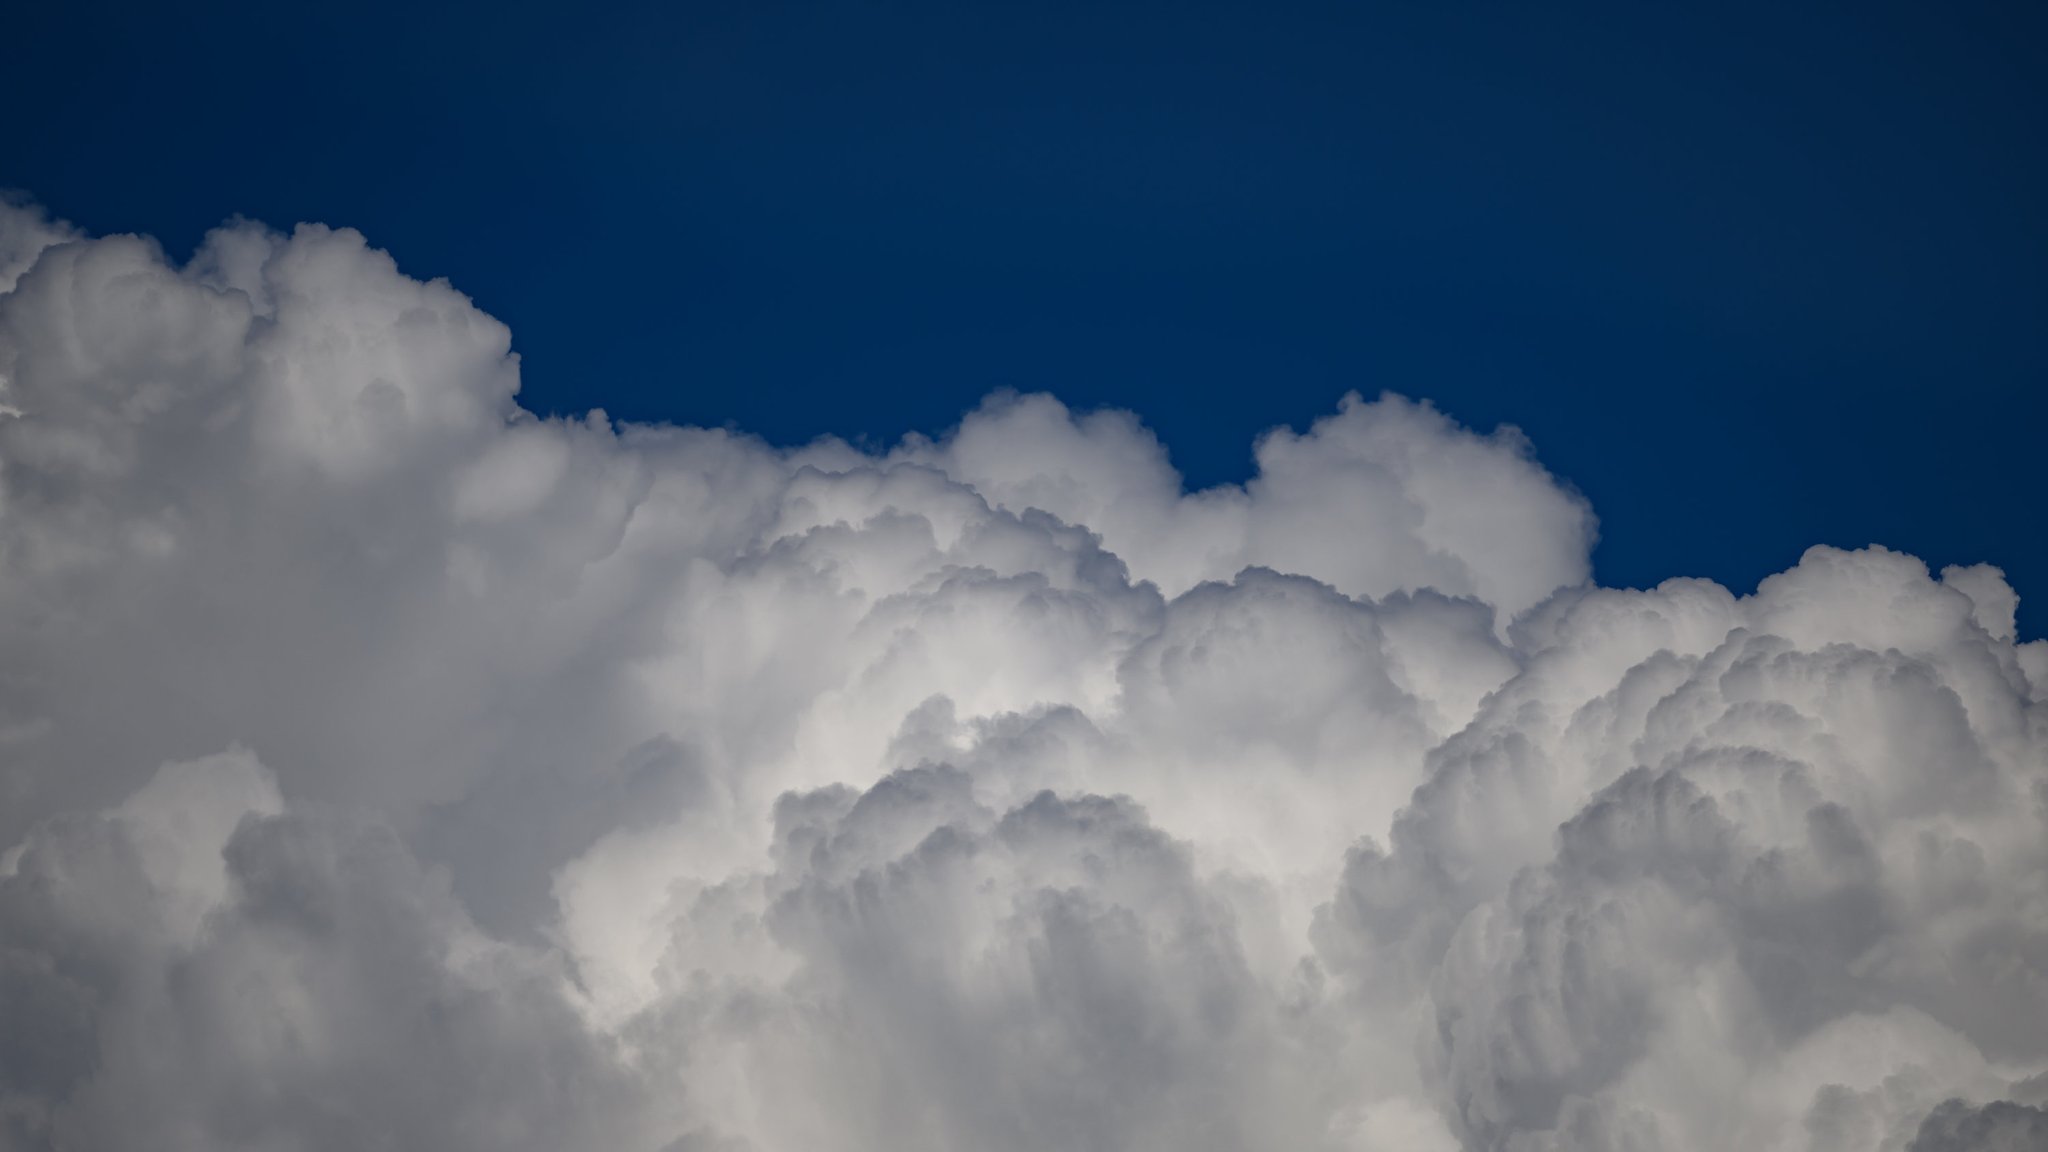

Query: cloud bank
<box><xmin>1</xmin><ymin>196</ymin><xmax>2044</xmax><ymax>1152</ymax></box>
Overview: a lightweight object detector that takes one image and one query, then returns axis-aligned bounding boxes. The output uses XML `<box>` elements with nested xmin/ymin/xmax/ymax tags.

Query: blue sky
<box><xmin>9</xmin><ymin>0</ymin><xmax>2045</xmax><ymax>631</ymax></box>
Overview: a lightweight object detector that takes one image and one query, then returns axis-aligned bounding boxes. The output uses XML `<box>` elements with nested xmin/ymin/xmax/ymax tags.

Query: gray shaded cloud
<box><xmin>1909</xmin><ymin>1100</ymin><xmax>2048</xmax><ymax>1152</ymax></box>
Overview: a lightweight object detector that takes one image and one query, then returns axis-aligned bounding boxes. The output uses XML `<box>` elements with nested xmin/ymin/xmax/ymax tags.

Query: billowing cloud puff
<box><xmin>0</xmin><ymin>196</ymin><xmax>2043</xmax><ymax>1151</ymax></box>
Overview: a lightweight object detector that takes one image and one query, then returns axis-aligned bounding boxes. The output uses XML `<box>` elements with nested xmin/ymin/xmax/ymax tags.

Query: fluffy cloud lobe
<box><xmin>1</xmin><ymin>197</ymin><xmax>2044</xmax><ymax>1152</ymax></box>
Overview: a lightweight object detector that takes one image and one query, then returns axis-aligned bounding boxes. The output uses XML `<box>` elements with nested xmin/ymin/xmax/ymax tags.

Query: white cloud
<box><xmin>0</xmin><ymin>201</ymin><xmax>2043</xmax><ymax>1151</ymax></box>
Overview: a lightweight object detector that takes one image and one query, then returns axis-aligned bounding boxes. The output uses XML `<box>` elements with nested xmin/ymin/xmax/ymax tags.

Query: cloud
<box><xmin>0</xmin><ymin>200</ymin><xmax>2043</xmax><ymax>1151</ymax></box>
<box><xmin>1908</xmin><ymin>1100</ymin><xmax>2048</xmax><ymax>1152</ymax></box>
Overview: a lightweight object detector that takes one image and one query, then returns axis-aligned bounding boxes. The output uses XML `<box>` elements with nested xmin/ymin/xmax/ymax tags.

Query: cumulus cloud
<box><xmin>0</xmin><ymin>198</ymin><xmax>2043</xmax><ymax>1151</ymax></box>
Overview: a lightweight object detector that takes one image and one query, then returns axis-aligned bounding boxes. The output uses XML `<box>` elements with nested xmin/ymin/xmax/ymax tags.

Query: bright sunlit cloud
<box><xmin>2</xmin><ymin>198</ymin><xmax>2045</xmax><ymax>1152</ymax></box>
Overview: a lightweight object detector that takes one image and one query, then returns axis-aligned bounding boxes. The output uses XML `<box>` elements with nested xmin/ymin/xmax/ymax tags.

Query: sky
<box><xmin>8</xmin><ymin>0</ymin><xmax>2045</xmax><ymax>633</ymax></box>
<box><xmin>6</xmin><ymin>5</ymin><xmax>2048</xmax><ymax>1152</ymax></box>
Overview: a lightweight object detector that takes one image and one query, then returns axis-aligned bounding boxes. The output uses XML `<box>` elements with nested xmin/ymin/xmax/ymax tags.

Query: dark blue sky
<box><xmin>11</xmin><ymin>1</ymin><xmax>2046</xmax><ymax>632</ymax></box>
